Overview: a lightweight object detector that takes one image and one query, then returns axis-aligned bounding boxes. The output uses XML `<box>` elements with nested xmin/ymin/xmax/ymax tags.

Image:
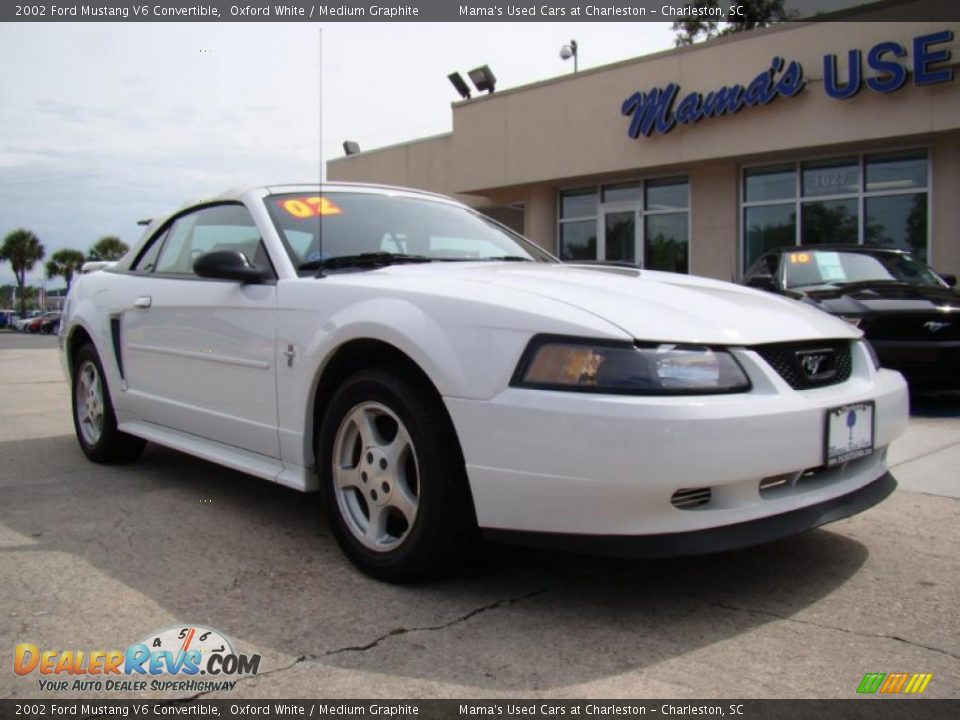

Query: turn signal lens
<box><xmin>523</xmin><ymin>345</ymin><xmax>606</xmax><ymax>387</ymax></box>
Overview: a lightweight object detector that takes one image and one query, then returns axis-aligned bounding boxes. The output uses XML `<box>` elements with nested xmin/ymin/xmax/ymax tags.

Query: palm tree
<box><xmin>46</xmin><ymin>248</ymin><xmax>87</xmax><ymax>293</ymax></box>
<box><xmin>88</xmin><ymin>236</ymin><xmax>129</xmax><ymax>262</ymax></box>
<box><xmin>1</xmin><ymin>229</ymin><xmax>45</xmax><ymax>318</ymax></box>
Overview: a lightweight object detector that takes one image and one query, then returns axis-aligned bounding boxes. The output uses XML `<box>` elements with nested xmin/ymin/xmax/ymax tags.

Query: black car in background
<box><xmin>744</xmin><ymin>246</ymin><xmax>959</xmax><ymax>391</ymax></box>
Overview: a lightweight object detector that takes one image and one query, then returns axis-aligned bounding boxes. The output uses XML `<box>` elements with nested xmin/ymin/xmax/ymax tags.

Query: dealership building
<box><xmin>328</xmin><ymin>4</ymin><xmax>960</xmax><ymax>281</ymax></box>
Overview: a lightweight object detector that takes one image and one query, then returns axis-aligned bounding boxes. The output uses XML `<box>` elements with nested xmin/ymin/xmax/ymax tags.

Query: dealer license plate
<box><xmin>825</xmin><ymin>402</ymin><xmax>874</xmax><ymax>467</ymax></box>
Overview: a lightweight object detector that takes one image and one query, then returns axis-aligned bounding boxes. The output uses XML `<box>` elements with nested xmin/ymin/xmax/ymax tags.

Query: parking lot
<box><xmin>1</xmin><ymin>332</ymin><xmax>957</xmax><ymax>700</ymax></box>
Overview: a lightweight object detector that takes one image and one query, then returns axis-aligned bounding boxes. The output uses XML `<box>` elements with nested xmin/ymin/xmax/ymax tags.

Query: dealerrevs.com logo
<box><xmin>14</xmin><ymin>625</ymin><xmax>260</xmax><ymax>693</ymax></box>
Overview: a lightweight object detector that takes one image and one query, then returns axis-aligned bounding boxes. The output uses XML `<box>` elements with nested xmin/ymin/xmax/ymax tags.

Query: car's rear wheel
<box><xmin>318</xmin><ymin>367</ymin><xmax>477</xmax><ymax>582</ymax></box>
<box><xmin>72</xmin><ymin>343</ymin><xmax>146</xmax><ymax>464</ymax></box>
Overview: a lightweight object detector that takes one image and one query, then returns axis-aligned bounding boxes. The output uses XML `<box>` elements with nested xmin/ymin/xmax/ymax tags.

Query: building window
<box><xmin>558</xmin><ymin>177</ymin><xmax>689</xmax><ymax>272</ymax></box>
<box><xmin>644</xmin><ymin>179</ymin><xmax>689</xmax><ymax>274</ymax></box>
<box><xmin>741</xmin><ymin>150</ymin><xmax>929</xmax><ymax>271</ymax></box>
<box><xmin>559</xmin><ymin>220</ymin><xmax>597</xmax><ymax>260</ymax></box>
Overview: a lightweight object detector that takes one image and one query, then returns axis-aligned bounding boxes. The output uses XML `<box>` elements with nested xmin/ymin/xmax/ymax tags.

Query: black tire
<box><xmin>318</xmin><ymin>366</ymin><xmax>477</xmax><ymax>582</ymax></box>
<box><xmin>71</xmin><ymin>342</ymin><xmax>146</xmax><ymax>464</ymax></box>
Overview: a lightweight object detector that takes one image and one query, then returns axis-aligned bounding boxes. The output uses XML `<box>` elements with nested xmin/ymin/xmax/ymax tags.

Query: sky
<box><xmin>0</xmin><ymin>21</ymin><xmax>678</xmax><ymax>287</ymax></box>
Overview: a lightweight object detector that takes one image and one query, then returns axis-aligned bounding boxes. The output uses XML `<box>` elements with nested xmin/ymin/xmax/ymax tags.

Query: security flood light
<box><xmin>343</xmin><ymin>141</ymin><xmax>361</xmax><ymax>156</ymax></box>
<box><xmin>468</xmin><ymin>65</ymin><xmax>496</xmax><ymax>94</ymax></box>
<box><xmin>447</xmin><ymin>72</ymin><xmax>472</xmax><ymax>100</ymax></box>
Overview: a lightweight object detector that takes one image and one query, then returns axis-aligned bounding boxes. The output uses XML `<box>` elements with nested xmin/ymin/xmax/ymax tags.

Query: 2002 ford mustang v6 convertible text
<box><xmin>60</xmin><ymin>183</ymin><xmax>909</xmax><ymax>580</ymax></box>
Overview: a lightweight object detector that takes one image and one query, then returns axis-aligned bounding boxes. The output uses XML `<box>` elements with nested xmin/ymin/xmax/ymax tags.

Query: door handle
<box><xmin>133</xmin><ymin>296</ymin><xmax>152</xmax><ymax>309</ymax></box>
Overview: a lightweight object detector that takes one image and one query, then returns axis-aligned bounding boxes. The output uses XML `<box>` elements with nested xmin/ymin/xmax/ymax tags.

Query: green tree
<box><xmin>673</xmin><ymin>1</ymin><xmax>796</xmax><ymax>46</ymax></box>
<box><xmin>46</xmin><ymin>248</ymin><xmax>87</xmax><ymax>293</ymax></box>
<box><xmin>0</xmin><ymin>229</ymin><xmax>46</xmax><ymax>318</ymax></box>
<box><xmin>88</xmin><ymin>236</ymin><xmax>129</xmax><ymax>262</ymax></box>
<box><xmin>0</xmin><ymin>284</ymin><xmax>16</xmax><ymax>308</ymax></box>
<box><xmin>19</xmin><ymin>285</ymin><xmax>40</xmax><ymax>311</ymax></box>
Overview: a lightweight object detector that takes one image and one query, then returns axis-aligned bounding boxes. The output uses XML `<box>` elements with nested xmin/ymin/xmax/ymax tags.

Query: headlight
<box><xmin>511</xmin><ymin>336</ymin><xmax>751</xmax><ymax>395</ymax></box>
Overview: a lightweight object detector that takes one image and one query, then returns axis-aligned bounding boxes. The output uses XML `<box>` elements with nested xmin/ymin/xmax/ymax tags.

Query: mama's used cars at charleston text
<box><xmin>59</xmin><ymin>183</ymin><xmax>909</xmax><ymax>580</ymax></box>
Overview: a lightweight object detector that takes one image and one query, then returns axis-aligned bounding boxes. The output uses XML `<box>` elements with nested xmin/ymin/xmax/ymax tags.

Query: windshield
<box><xmin>265</xmin><ymin>191</ymin><xmax>555</xmax><ymax>272</ymax></box>
<box><xmin>783</xmin><ymin>250</ymin><xmax>944</xmax><ymax>289</ymax></box>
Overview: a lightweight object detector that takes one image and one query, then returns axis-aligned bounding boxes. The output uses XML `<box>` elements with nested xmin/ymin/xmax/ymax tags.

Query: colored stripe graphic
<box><xmin>882</xmin><ymin>673</ymin><xmax>909</xmax><ymax>693</ymax></box>
<box><xmin>857</xmin><ymin>673</ymin><xmax>886</xmax><ymax>694</ymax></box>
<box><xmin>907</xmin><ymin>674</ymin><xmax>933</xmax><ymax>694</ymax></box>
<box><xmin>858</xmin><ymin>672</ymin><xmax>932</xmax><ymax>694</ymax></box>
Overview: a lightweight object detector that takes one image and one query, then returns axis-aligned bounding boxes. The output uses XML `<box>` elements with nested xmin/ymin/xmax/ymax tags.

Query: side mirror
<box><xmin>194</xmin><ymin>250</ymin><xmax>267</xmax><ymax>284</ymax></box>
<box><xmin>746</xmin><ymin>275</ymin><xmax>778</xmax><ymax>292</ymax></box>
<box><xmin>938</xmin><ymin>272</ymin><xmax>957</xmax><ymax>288</ymax></box>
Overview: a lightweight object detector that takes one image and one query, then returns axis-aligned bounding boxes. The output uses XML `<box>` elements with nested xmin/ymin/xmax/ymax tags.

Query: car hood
<box><xmin>795</xmin><ymin>282</ymin><xmax>960</xmax><ymax>315</ymax></box>
<box><xmin>362</xmin><ymin>263</ymin><xmax>860</xmax><ymax>345</ymax></box>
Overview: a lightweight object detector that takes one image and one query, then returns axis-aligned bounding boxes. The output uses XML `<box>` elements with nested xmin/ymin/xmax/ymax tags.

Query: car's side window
<box><xmin>132</xmin><ymin>229</ymin><xmax>168</xmax><ymax>273</ymax></box>
<box><xmin>152</xmin><ymin>204</ymin><xmax>273</xmax><ymax>278</ymax></box>
<box><xmin>154</xmin><ymin>215</ymin><xmax>199</xmax><ymax>274</ymax></box>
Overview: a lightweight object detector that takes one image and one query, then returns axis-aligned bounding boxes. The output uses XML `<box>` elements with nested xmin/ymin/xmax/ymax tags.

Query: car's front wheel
<box><xmin>318</xmin><ymin>367</ymin><xmax>477</xmax><ymax>582</ymax></box>
<box><xmin>72</xmin><ymin>343</ymin><xmax>146</xmax><ymax>464</ymax></box>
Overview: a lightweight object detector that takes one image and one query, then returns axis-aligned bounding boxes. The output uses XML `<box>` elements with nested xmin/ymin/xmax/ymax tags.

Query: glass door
<box><xmin>601</xmin><ymin>206</ymin><xmax>640</xmax><ymax>265</ymax></box>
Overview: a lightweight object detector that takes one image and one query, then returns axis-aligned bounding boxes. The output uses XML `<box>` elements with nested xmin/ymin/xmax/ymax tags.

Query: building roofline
<box><xmin>449</xmin><ymin>23</ymin><xmax>801</xmax><ymax>108</ymax></box>
<box><xmin>327</xmin><ymin>131</ymin><xmax>452</xmax><ymax>166</ymax></box>
<box><xmin>448</xmin><ymin>0</ymin><xmax>920</xmax><ymax>108</ymax></box>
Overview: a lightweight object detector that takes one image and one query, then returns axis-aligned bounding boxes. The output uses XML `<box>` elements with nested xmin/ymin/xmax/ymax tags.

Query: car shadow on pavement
<box><xmin>0</xmin><ymin>434</ymin><xmax>870</xmax><ymax>693</ymax></box>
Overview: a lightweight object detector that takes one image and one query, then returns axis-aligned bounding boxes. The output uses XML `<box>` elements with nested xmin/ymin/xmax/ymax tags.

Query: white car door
<box><xmin>120</xmin><ymin>203</ymin><xmax>280</xmax><ymax>458</ymax></box>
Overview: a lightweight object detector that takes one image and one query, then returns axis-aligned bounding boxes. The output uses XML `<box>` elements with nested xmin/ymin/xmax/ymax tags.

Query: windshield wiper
<box><xmin>299</xmin><ymin>252</ymin><xmax>435</xmax><ymax>274</ymax></box>
<box><xmin>413</xmin><ymin>255</ymin><xmax>535</xmax><ymax>263</ymax></box>
<box><xmin>828</xmin><ymin>279</ymin><xmax>914</xmax><ymax>290</ymax></box>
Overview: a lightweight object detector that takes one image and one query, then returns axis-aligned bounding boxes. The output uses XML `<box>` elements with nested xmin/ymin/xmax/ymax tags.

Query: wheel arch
<box><xmin>306</xmin><ymin>338</ymin><xmax>464</xmax><ymax>470</ymax></box>
<box><xmin>65</xmin><ymin>323</ymin><xmax>96</xmax><ymax>381</ymax></box>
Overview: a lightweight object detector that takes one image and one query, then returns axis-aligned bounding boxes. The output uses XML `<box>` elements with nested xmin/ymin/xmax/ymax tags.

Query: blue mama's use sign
<box><xmin>622</xmin><ymin>30</ymin><xmax>954</xmax><ymax>139</ymax></box>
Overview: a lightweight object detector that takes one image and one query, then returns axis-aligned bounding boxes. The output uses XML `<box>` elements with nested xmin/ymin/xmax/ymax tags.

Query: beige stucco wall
<box><xmin>689</xmin><ymin>163</ymin><xmax>739</xmax><ymax>281</ymax></box>
<box><xmin>329</xmin><ymin>10</ymin><xmax>960</xmax><ymax>279</ymax></box>
<box><xmin>439</xmin><ymin>20</ymin><xmax>958</xmax><ymax>193</ymax></box>
<box><xmin>521</xmin><ymin>185</ymin><xmax>556</xmax><ymax>252</ymax></box>
<box><xmin>331</xmin><ymin>135</ymin><xmax>453</xmax><ymax>195</ymax></box>
<box><xmin>931</xmin><ymin>132</ymin><xmax>960</xmax><ymax>273</ymax></box>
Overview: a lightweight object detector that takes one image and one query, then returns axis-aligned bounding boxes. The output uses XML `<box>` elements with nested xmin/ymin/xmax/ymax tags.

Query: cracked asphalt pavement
<box><xmin>1</xmin><ymin>334</ymin><xmax>958</xmax><ymax>699</ymax></box>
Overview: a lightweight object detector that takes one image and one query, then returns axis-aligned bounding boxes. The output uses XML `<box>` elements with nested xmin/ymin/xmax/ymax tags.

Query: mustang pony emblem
<box><xmin>923</xmin><ymin>320</ymin><xmax>951</xmax><ymax>333</ymax></box>
<box><xmin>802</xmin><ymin>354</ymin><xmax>826</xmax><ymax>376</ymax></box>
<box><xmin>796</xmin><ymin>349</ymin><xmax>835</xmax><ymax>379</ymax></box>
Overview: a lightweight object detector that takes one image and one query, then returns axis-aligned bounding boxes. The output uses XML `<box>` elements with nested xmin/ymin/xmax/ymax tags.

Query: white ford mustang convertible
<box><xmin>60</xmin><ymin>183</ymin><xmax>909</xmax><ymax>580</ymax></box>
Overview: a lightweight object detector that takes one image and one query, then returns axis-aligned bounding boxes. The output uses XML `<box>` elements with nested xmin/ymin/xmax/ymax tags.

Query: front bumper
<box><xmin>484</xmin><ymin>472</ymin><xmax>896</xmax><ymax>557</ymax></box>
<box><xmin>445</xmin><ymin>342</ymin><xmax>909</xmax><ymax>538</ymax></box>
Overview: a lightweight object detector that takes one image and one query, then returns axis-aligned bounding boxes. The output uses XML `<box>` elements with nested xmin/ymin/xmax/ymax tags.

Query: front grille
<box><xmin>754</xmin><ymin>339</ymin><xmax>852</xmax><ymax>390</ymax></box>
<box><xmin>671</xmin><ymin>487</ymin><xmax>712</xmax><ymax>509</ymax></box>
<box><xmin>865</xmin><ymin>313</ymin><xmax>960</xmax><ymax>341</ymax></box>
